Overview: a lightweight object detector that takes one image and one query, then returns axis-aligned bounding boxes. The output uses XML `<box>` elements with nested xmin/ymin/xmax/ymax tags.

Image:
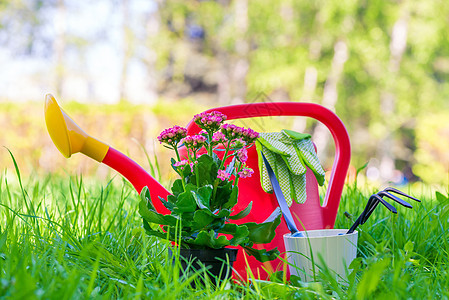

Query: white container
<box><xmin>283</xmin><ymin>229</ymin><xmax>358</xmax><ymax>282</ymax></box>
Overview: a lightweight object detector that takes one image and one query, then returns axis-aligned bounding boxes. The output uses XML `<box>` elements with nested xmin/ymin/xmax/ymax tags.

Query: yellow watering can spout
<box><xmin>44</xmin><ymin>93</ymin><xmax>171</xmax><ymax>214</ymax></box>
<box><xmin>44</xmin><ymin>94</ymin><xmax>109</xmax><ymax>162</ymax></box>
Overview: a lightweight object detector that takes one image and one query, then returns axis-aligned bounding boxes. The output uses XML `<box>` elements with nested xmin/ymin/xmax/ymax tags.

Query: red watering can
<box><xmin>183</xmin><ymin>102</ymin><xmax>351</xmax><ymax>279</ymax></box>
<box><xmin>44</xmin><ymin>94</ymin><xmax>351</xmax><ymax>280</ymax></box>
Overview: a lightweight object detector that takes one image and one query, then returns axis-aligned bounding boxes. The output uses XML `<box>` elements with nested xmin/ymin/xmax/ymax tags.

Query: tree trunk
<box><xmin>53</xmin><ymin>0</ymin><xmax>66</xmax><ymax>97</ymax></box>
<box><xmin>293</xmin><ymin>66</ymin><xmax>318</xmax><ymax>132</ymax></box>
<box><xmin>119</xmin><ymin>0</ymin><xmax>132</xmax><ymax>102</ymax></box>
<box><xmin>143</xmin><ymin>8</ymin><xmax>160</xmax><ymax>104</ymax></box>
<box><xmin>231</xmin><ymin>0</ymin><xmax>249</xmax><ymax>104</ymax></box>
<box><xmin>379</xmin><ymin>15</ymin><xmax>408</xmax><ymax>182</ymax></box>
<box><xmin>217</xmin><ymin>51</ymin><xmax>232</xmax><ymax>105</ymax></box>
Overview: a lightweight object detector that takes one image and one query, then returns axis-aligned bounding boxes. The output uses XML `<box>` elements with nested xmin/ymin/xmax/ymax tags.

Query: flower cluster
<box><xmin>221</xmin><ymin>124</ymin><xmax>244</xmax><ymax>139</ymax></box>
<box><xmin>236</xmin><ymin>148</ymin><xmax>248</xmax><ymax>163</ymax></box>
<box><xmin>194</xmin><ymin>111</ymin><xmax>227</xmax><ymax>132</ymax></box>
<box><xmin>183</xmin><ymin>135</ymin><xmax>207</xmax><ymax>151</ymax></box>
<box><xmin>241</xmin><ymin>128</ymin><xmax>259</xmax><ymax>144</ymax></box>
<box><xmin>211</xmin><ymin>132</ymin><xmax>227</xmax><ymax>146</ymax></box>
<box><xmin>220</xmin><ymin>124</ymin><xmax>259</xmax><ymax>144</ymax></box>
<box><xmin>158</xmin><ymin>111</ymin><xmax>257</xmax><ymax>194</ymax></box>
<box><xmin>173</xmin><ymin>159</ymin><xmax>188</xmax><ymax>168</ymax></box>
<box><xmin>158</xmin><ymin>125</ymin><xmax>187</xmax><ymax>146</ymax></box>
<box><xmin>217</xmin><ymin>169</ymin><xmax>231</xmax><ymax>181</ymax></box>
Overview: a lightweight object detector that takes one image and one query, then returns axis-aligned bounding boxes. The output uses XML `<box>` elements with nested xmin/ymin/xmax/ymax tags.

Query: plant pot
<box><xmin>284</xmin><ymin>229</ymin><xmax>358</xmax><ymax>283</ymax></box>
<box><xmin>170</xmin><ymin>248</ymin><xmax>238</xmax><ymax>287</ymax></box>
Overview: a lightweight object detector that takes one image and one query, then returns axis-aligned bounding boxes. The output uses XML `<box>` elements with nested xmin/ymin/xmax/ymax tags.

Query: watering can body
<box><xmin>183</xmin><ymin>103</ymin><xmax>351</xmax><ymax>280</ymax></box>
<box><xmin>44</xmin><ymin>95</ymin><xmax>350</xmax><ymax>281</ymax></box>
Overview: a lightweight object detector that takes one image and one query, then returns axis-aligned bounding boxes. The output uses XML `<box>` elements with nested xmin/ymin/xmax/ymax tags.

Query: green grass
<box><xmin>1</xmin><ymin>159</ymin><xmax>448</xmax><ymax>299</ymax></box>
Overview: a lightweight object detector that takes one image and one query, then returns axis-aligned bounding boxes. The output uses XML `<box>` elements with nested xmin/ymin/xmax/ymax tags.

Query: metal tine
<box><xmin>346</xmin><ymin>213</ymin><xmax>363</xmax><ymax>234</ymax></box>
<box><xmin>347</xmin><ymin>199</ymin><xmax>374</xmax><ymax>234</ymax></box>
<box><xmin>378</xmin><ymin>196</ymin><xmax>398</xmax><ymax>214</ymax></box>
<box><xmin>384</xmin><ymin>187</ymin><xmax>421</xmax><ymax>202</ymax></box>
<box><xmin>361</xmin><ymin>195</ymin><xmax>381</xmax><ymax>225</ymax></box>
<box><xmin>359</xmin><ymin>195</ymin><xmax>378</xmax><ymax>224</ymax></box>
<box><xmin>361</xmin><ymin>194</ymin><xmax>398</xmax><ymax>225</ymax></box>
<box><xmin>377</xmin><ymin>191</ymin><xmax>413</xmax><ymax>208</ymax></box>
<box><xmin>348</xmin><ymin>189</ymin><xmax>419</xmax><ymax>235</ymax></box>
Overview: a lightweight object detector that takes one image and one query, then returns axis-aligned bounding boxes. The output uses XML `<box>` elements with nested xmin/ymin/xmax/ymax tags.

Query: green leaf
<box><xmin>162</xmin><ymin>225</ymin><xmax>193</xmax><ymax>238</ymax></box>
<box><xmin>218</xmin><ymin>223</ymin><xmax>249</xmax><ymax>245</ymax></box>
<box><xmin>167</xmin><ymin>195</ymin><xmax>177</xmax><ymax>204</ymax></box>
<box><xmin>212</xmin><ymin>152</ymin><xmax>221</xmax><ymax>165</ymax></box>
<box><xmin>212</xmin><ymin>181</ymin><xmax>233</xmax><ymax>208</ymax></box>
<box><xmin>188</xmin><ymin>230</ymin><xmax>230</xmax><ymax>249</ymax></box>
<box><xmin>229</xmin><ymin>225</ymin><xmax>249</xmax><ymax>246</ymax></box>
<box><xmin>242</xmin><ymin>212</ymin><xmax>281</xmax><ymax>244</ymax></box>
<box><xmin>174</xmin><ymin>191</ymin><xmax>197</xmax><ymax>213</ymax></box>
<box><xmin>196</xmin><ymin>154</ymin><xmax>218</xmax><ymax>185</ymax></box>
<box><xmin>243</xmin><ymin>245</ymin><xmax>279</xmax><ymax>262</ymax></box>
<box><xmin>139</xmin><ymin>200</ymin><xmax>178</xmax><ymax>226</ymax></box>
<box><xmin>230</xmin><ymin>201</ymin><xmax>252</xmax><ymax>220</ymax></box>
<box><xmin>171</xmin><ymin>179</ymin><xmax>185</xmax><ymax>196</ymax></box>
<box><xmin>212</xmin><ymin>209</ymin><xmax>231</xmax><ymax>219</ymax></box>
<box><xmin>142</xmin><ymin>219</ymin><xmax>168</xmax><ymax>240</ymax></box>
<box><xmin>192</xmin><ymin>185</ymin><xmax>213</xmax><ymax>209</ymax></box>
<box><xmin>206</xmin><ymin>218</ymin><xmax>226</xmax><ymax>231</ymax></box>
<box><xmin>193</xmin><ymin>210</ymin><xmax>215</xmax><ymax>229</ymax></box>
<box><xmin>158</xmin><ymin>196</ymin><xmax>175</xmax><ymax>212</ymax></box>
<box><xmin>180</xmin><ymin>164</ymin><xmax>193</xmax><ymax>178</ymax></box>
<box><xmin>218</xmin><ymin>223</ymin><xmax>239</xmax><ymax>234</ymax></box>
<box><xmin>140</xmin><ymin>186</ymin><xmax>155</xmax><ymax>210</ymax></box>
<box><xmin>197</xmin><ymin>208</ymin><xmax>231</xmax><ymax>220</ymax></box>
<box><xmin>356</xmin><ymin>258</ymin><xmax>391</xmax><ymax>300</ymax></box>
<box><xmin>170</xmin><ymin>157</ymin><xmax>178</xmax><ymax>173</ymax></box>
<box><xmin>436</xmin><ymin>191</ymin><xmax>448</xmax><ymax>203</ymax></box>
<box><xmin>348</xmin><ymin>257</ymin><xmax>364</xmax><ymax>284</ymax></box>
<box><xmin>222</xmin><ymin>185</ymin><xmax>239</xmax><ymax>209</ymax></box>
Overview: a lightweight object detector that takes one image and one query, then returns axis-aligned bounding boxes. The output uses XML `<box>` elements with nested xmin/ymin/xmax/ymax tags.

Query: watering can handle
<box><xmin>185</xmin><ymin>102</ymin><xmax>351</xmax><ymax>222</ymax></box>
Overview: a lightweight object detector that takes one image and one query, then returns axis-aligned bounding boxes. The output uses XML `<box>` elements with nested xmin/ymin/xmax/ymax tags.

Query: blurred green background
<box><xmin>1</xmin><ymin>0</ymin><xmax>449</xmax><ymax>187</ymax></box>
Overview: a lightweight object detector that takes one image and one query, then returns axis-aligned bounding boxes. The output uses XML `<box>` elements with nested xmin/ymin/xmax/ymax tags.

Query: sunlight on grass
<box><xmin>0</xmin><ymin>152</ymin><xmax>448</xmax><ymax>298</ymax></box>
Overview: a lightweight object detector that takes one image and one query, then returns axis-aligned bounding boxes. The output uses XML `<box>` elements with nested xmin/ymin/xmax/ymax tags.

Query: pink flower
<box><xmin>217</xmin><ymin>169</ymin><xmax>231</xmax><ymax>181</ymax></box>
<box><xmin>183</xmin><ymin>135</ymin><xmax>207</xmax><ymax>150</ymax></box>
<box><xmin>173</xmin><ymin>160</ymin><xmax>188</xmax><ymax>168</ymax></box>
<box><xmin>194</xmin><ymin>111</ymin><xmax>227</xmax><ymax>132</ymax></box>
<box><xmin>158</xmin><ymin>126</ymin><xmax>187</xmax><ymax>146</ymax></box>
<box><xmin>236</xmin><ymin>148</ymin><xmax>248</xmax><ymax>163</ymax></box>
<box><xmin>211</xmin><ymin>131</ymin><xmax>227</xmax><ymax>146</ymax></box>
<box><xmin>242</xmin><ymin>128</ymin><xmax>259</xmax><ymax>144</ymax></box>
<box><xmin>221</xmin><ymin>124</ymin><xmax>244</xmax><ymax>139</ymax></box>
<box><xmin>238</xmin><ymin>168</ymin><xmax>254</xmax><ymax>178</ymax></box>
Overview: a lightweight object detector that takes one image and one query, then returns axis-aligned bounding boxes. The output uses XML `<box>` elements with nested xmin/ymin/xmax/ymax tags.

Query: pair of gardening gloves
<box><xmin>255</xmin><ymin>129</ymin><xmax>325</xmax><ymax>206</ymax></box>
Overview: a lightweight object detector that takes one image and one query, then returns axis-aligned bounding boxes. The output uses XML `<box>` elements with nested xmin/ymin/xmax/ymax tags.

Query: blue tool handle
<box><xmin>261</xmin><ymin>152</ymin><xmax>303</xmax><ymax>237</ymax></box>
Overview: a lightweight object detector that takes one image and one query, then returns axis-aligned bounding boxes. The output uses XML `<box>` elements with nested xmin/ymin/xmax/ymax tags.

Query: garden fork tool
<box><xmin>346</xmin><ymin>187</ymin><xmax>421</xmax><ymax>234</ymax></box>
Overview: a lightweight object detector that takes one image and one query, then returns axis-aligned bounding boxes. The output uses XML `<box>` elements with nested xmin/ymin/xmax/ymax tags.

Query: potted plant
<box><xmin>138</xmin><ymin>111</ymin><xmax>281</xmax><ymax>283</ymax></box>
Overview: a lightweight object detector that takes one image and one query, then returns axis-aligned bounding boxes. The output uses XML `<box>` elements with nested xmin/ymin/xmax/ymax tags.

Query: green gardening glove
<box><xmin>282</xmin><ymin>129</ymin><xmax>326</xmax><ymax>186</ymax></box>
<box><xmin>257</xmin><ymin>130</ymin><xmax>326</xmax><ymax>206</ymax></box>
<box><xmin>257</xmin><ymin>132</ymin><xmax>307</xmax><ymax>205</ymax></box>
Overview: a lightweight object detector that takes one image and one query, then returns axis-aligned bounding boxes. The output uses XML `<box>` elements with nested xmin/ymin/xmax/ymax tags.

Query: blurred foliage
<box><xmin>414</xmin><ymin>112</ymin><xmax>449</xmax><ymax>185</ymax></box>
<box><xmin>1</xmin><ymin>0</ymin><xmax>449</xmax><ymax>185</ymax></box>
<box><xmin>149</xmin><ymin>0</ymin><xmax>449</xmax><ymax>184</ymax></box>
<box><xmin>0</xmin><ymin>100</ymin><xmax>205</xmax><ymax>181</ymax></box>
